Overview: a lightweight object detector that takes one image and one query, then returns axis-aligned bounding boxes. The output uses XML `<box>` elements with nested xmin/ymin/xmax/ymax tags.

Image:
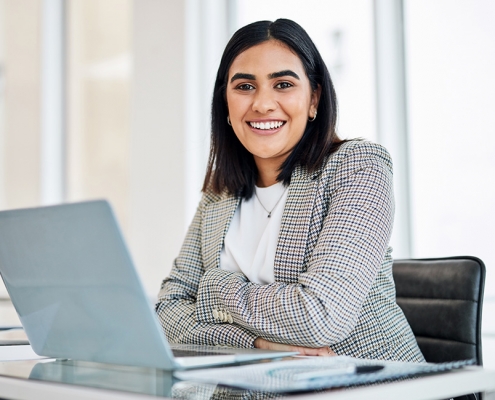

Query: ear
<box><xmin>309</xmin><ymin>84</ymin><xmax>322</xmax><ymax>116</ymax></box>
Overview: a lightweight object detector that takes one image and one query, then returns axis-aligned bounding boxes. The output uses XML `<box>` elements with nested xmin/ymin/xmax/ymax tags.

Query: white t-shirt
<box><xmin>220</xmin><ymin>182</ymin><xmax>289</xmax><ymax>284</ymax></box>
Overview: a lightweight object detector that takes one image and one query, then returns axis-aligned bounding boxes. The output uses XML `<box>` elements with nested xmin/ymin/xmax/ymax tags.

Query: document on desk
<box><xmin>174</xmin><ymin>356</ymin><xmax>474</xmax><ymax>393</ymax></box>
<box><xmin>0</xmin><ymin>345</ymin><xmax>49</xmax><ymax>361</ymax></box>
<box><xmin>0</xmin><ymin>328</ymin><xmax>48</xmax><ymax>361</ymax></box>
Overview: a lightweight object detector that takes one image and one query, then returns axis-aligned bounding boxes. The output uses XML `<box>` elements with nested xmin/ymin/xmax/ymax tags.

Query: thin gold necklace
<box><xmin>254</xmin><ymin>187</ymin><xmax>287</xmax><ymax>218</ymax></box>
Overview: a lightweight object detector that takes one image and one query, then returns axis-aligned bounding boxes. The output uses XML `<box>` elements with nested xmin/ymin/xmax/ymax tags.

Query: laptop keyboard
<box><xmin>172</xmin><ymin>349</ymin><xmax>233</xmax><ymax>358</ymax></box>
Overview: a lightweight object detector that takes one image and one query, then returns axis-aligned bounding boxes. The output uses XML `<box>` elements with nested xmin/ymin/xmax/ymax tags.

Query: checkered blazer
<box><xmin>156</xmin><ymin>140</ymin><xmax>424</xmax><ymax>362</ymax></box>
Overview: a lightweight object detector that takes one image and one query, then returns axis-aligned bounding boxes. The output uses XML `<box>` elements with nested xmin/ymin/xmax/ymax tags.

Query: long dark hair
<box><xmin>202</xmin><ymin>19</ymin><xmax>343</xmax><ymax>198</ymax></box>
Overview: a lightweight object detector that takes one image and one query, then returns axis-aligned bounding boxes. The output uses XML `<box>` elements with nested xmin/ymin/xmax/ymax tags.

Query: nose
<box><xmin>252</xmin><ymin>87</ymin><xmax>277</xmax><ymax>114</ymax></box>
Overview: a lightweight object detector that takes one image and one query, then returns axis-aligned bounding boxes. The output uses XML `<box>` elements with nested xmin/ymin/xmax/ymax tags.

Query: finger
<box><xmin>322</xmin><ymin>347</ymin><xmax>336</xmax><ymax>356</ymax></box>
<box><xmin>313</xmin><ymin>347</ymin><xmax>336</xmax><ymax>357</ymax></box>
<box><xmin>297</xmin><ymin>347</ymin><xmax>327</xmax><ymax>356</ymax></box>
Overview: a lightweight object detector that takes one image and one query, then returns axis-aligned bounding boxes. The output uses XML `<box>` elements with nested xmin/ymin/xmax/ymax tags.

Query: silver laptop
<box><xmin>0</xmin><ymin>200</ymin><xmax>296</xmax><ymax>370</ymax></box>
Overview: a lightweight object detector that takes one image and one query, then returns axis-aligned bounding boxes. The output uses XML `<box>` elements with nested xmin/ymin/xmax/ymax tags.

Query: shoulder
<box><xmin>309</xmin><ymin>140</ymin><xmax>393</xmax><ymax>194</ymax></box>
<box><xmin>321</xmin><ymin>139</ymin><xmax>392</xmax><ymax>177</ymax></box>
<box><xmin>328</xmin><ymin>139</ymin><xmax>392</xmax><ymax>169</ymax></box>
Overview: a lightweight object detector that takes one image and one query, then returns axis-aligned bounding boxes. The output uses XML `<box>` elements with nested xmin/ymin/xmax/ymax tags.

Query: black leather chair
<box><xmin>393</xmin><ymin>256</ymin><xmax>485</xmax><ymax>400</ymax></box>
<box><xmin>393</xmin><ymin>256</ymin><xmax>485</xmax><ymax>363</ymax></box>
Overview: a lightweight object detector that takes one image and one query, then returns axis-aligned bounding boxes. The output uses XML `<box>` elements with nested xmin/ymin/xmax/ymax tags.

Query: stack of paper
<box><xmin>174</xmin><ymin>356</ymin><xmax>474</xmax><ymax>393</ymax></box>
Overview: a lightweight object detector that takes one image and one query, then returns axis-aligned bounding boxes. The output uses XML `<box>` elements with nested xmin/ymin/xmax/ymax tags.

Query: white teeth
<box><xmin>250</xmin><ymin>121</ymin><xmax>284</xmax><ymax>130</ymax></box>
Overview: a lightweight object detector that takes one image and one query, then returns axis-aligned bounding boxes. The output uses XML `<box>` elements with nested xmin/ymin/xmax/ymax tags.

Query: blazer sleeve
<box><xmin>194</xmin><ymin>142</ymin><xmax>394</xmax><ymax>347</ymax></box>
<box><xmin>155</xmin><ymin>196</ymin><xmax>258</xmax><ymax>348</ymax></box>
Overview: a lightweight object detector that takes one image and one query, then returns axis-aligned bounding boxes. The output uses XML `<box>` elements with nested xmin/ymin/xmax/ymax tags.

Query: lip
<box><xmin>248</xmin><ymin>118</ymin><xmax>286</xmax><ymax>123</ymax></box>
<box><xmin>246</xmin><ymin>120</ymin><xmax>286</xmax><ymax>135</ymax></box>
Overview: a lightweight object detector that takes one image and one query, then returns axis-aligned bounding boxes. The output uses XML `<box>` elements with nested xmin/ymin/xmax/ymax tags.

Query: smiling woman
<box><xmin>226</xmin><ymin>40</ymin><xmax>319</xmax><ymax>188</ymax></box>
<box><xmin>156</xmin><ymin>19</ymin><xmax>425</xmax><ymax>362</ymax></box>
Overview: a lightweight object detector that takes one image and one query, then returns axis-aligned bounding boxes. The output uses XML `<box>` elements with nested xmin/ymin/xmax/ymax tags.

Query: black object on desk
<box><xmin>0</xmin><ymin>340</ymin><xmax>30</xmax><ymax>346</ymax></box>
<box><xmin>356</xmin><ymin>365</ymin><xmax>385</xmax><ymax>374</ymax></box>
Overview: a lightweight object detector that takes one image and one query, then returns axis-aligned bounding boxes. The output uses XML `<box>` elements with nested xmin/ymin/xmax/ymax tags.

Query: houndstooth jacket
<box><xmin>156</xmin><ymin>140</ymin><xmax>424</xmax><ymax>362</ymax></box>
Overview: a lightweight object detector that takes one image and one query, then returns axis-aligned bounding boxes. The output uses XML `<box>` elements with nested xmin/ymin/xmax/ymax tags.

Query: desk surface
<box><xmin>0</xmin><ymin>359</ymin><xmax>494</xmax><ymax>400</ymax></box>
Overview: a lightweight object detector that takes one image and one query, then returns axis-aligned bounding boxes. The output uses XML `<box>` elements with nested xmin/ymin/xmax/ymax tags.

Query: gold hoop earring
<box><xmin>227</xmin><ymin>116</ymin><xmax>232</xmax><ymax>126</ymax></box>
<box><xmin>309</xmin><ymin>110</ymin><xmax>317</xmax><ymax>122</ymax></box>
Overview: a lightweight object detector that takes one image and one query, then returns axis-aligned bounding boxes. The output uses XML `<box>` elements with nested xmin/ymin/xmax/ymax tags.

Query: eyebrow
<box><xmin>230</xmin><ymin>73</ymin><xmax>255</xmax><ymax>83</ymax></box>
<box><xmin>230</xmin><ymin>70</ymin><xmax>300</xmax><ymax>83</ymax></box>
<box><xmin>268</xmin><ymin>70</ymin><xmax>300</xmax><ymax>80</ymax></box>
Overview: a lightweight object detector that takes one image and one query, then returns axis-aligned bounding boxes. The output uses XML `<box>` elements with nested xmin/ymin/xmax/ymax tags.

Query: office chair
<box><xmin>393</xmin><ymin>256</ymin><xmax>485</xmax><ymax>400</ymax></box>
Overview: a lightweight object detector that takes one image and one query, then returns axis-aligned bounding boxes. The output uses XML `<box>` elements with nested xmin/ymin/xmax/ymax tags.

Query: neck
<box><xmin>257</xmin><ymin>172</ymin><xmax>278</xmax><ymax>188</ymax></box>
<box><xmin>255</xmin><ymin>158</ymin><xmax>281</xmax><ymax>188</ymax></box>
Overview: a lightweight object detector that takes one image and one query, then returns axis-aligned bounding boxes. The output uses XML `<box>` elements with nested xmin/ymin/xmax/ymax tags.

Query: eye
<box><xmin>275</xmin><ymin>81</ymin><xmax>293</xmax><ymax>89</ymax></box>
<box><xmin>236</xmin><ymin>83</ymin><xmax>255</xmax><ymax>91</ymax></box>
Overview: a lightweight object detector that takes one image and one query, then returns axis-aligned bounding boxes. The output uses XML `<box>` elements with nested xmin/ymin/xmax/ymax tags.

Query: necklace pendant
<box><xmin>254</xmin><ymin>187</ymin><xmax>287</xmax><ymax>220</ymax></box>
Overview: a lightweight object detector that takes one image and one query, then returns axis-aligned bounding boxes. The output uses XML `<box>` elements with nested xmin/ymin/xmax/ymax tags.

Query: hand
<box><xmin>254</xmin><ymin>337</ymin><xmax>336</xmax><ymax>357</ymax></box>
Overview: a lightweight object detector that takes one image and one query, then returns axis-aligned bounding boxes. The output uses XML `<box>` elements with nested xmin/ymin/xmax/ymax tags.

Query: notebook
<box><xmin>0</xmin><ymin>200</ymin><xmax>296</xmax><ymax>370</ymax></box>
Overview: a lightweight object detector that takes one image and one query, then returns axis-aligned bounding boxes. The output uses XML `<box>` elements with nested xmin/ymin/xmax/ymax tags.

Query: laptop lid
<box><xmin>0</xmin><ymin>201</ymin><xmax>295</xmax><ymax>370</ymax></box>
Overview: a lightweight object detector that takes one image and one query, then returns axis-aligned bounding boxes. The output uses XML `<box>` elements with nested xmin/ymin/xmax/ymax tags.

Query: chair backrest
<box><xmin>392</xmin><ymin>256</ymin><xmax>485</xmax><ymax>365</ymax></box>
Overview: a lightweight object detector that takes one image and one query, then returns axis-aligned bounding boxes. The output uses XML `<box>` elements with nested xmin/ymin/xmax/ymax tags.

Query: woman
<box><xmin>156</xmin><ymin>19</ymin><xmax>424</xmax><ymax>362</ymax></box>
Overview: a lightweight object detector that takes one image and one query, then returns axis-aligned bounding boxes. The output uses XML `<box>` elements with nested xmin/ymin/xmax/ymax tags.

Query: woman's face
<box><xmin>226</xmin><ymin>40</ymin><xmax>320</xmax><ymax>172</ymax></box>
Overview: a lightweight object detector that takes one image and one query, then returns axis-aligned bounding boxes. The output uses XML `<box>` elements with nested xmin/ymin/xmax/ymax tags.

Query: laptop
<box><xmin>0</xmin><ymin>200</ymin><xmax>296</xmax><ymax>370</ymax></box>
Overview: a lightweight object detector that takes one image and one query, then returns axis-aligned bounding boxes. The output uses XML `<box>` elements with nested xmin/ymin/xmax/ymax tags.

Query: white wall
<box><xmin>130</xmin><ymin>0</ymin><xmax>187</xmax><ymax>295</ymax></box>
<box><xmin>129</xmin><ymin>0</ymin><xmax>229</xmax><ymax>296</ymax></box>
<box><xmin>405</xmin><ymin>0</ymin><xmax>495</xmax><ymax>297</ymax></box>
<box><xmin>404</xmin><ymin>0</ymin><xmax>495</xmax><ymax>369</ymax></box>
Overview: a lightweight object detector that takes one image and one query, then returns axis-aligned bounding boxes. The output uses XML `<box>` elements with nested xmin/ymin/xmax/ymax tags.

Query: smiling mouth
<box><xmin>248</xmin><ymin>121</ymin><xmax>285</xmax><ymax>130</ymax></box>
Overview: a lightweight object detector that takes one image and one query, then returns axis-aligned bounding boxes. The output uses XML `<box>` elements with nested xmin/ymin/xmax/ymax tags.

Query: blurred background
<box><xmin>0</xmin><ymin>0</ymin><xmax>493</xmax><ymax>367</ymax></box>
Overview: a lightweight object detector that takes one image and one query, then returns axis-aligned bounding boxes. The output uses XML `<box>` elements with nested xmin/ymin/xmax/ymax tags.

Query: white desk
<box><xmin>0</xmin><ymin>361</ymin><xmax>494</xmax><ymax>400</ymax></box>
<box><xmin>292</xmin><ymin>367</ymin><xmax>495</xmax><ymax>400</ymax></box>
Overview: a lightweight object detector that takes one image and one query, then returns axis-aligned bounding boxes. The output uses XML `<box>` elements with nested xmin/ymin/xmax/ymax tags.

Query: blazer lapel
<box><xmin>202</xmin><ymin>196</ymin><xmax>240</xmax><ymax>270</ymax></box>
<box><xmin>274</xmin><ymin>167</ymin><xmax>319</xmax><ymax>283</ymax></box>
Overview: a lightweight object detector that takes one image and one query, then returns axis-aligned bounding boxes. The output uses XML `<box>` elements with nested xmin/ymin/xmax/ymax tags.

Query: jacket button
<box><xmin>213</xmin><ymin>309</ymin><xmax>219</xmax><ymax>320</ymax></box>
<box><xmin>218</xmin><ymin>311</ymin><xmax>224</xmax><ymax>321</ymax></box>
<box><xmin>227</xmin><ymin>314</ymin><xmax>233</xmax><ymax>324</ymax></box>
